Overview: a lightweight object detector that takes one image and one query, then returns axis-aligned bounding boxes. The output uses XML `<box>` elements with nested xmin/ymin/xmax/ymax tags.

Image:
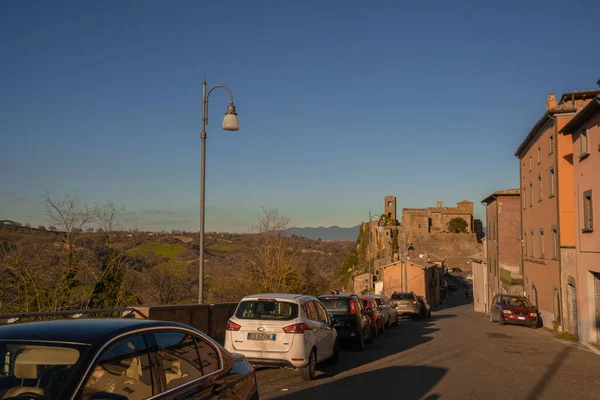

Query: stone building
<box><xmin>402</xmin><ymin>200</ymin><xmax>475</xmax><ymax>233</ymax></box>
<box><xmin>384</xmin><ymin>196</ymin><xmax>397</xmax><ymax>221</ymax></box>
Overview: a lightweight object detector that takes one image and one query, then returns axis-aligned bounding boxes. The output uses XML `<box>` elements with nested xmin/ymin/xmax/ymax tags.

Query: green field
<box><xmin>206</xmin><ymin>243</ymin><xmax>238</xmax><ymax>253</ymax></box>
<box><xmin>127</xmin><ymin>243</ymin><xmax>186</xmax><ymax>258</ymax></box>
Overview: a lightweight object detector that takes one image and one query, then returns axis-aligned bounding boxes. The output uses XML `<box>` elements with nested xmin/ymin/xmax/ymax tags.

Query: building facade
<box><xmin>560</xmin><ymin>94</ymin><xmax>600</xmax><ymax>343</ymax></box>
<box><xmin>381</xmin><ymin>259</ymin><xmax>442</xmax><ymax>306</ymax></box>
<box><xmin>481</xmin><ymin>189</ymin><xmax>523</xmax><ymax>300</ymax></box>
<box><xmin>402</xmin><ymin>200</ymin><xmax>475</xmax><ymax>233</ymax></box>
<box><xmin>515</xmin><ymin>90</ymin><xmax>600</xmax><ymax>333</ymax></box>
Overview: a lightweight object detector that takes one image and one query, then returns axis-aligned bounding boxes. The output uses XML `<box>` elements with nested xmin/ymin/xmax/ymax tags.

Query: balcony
<box><xmin>500</xmin><ymin>266</ymin><xmax>523</xmax><ymax>286</ymax></box>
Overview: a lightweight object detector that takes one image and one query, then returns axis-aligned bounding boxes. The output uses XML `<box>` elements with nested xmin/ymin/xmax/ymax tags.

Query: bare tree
<box><xmin>44</xmin><ymin>191</ymin><xmax>98</xmax><ymax>252</ymax></box>
<box><xmin>38</xmin><ymin>225</ymin><xmax>46</xmax><ymax>231</ymax></box>
<box><xmin>96</xmin><ymin>201</ymin><xmax>125</xmax><ymax>243</ymax></box>
<box><xmin>245</xmin><ymin>207</ymin><xmax>303</xmax><ymax>294</ymax></box>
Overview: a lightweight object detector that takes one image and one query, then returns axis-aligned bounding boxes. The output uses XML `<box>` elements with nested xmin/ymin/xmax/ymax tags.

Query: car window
<box><xmin>235</xmin><ymin>300</ymin><xmax>298</xmax><ymax>320</ymax></box>
<box><xmin>374</xmin><ymin>298</ymin><xmax>384</xmax><ymax>306</ymax></box>
<box><xmin>153</xmin><ymin>331</ymin><xmax>203</xmax><ymax>390</ymax></box>
<box><xmin>314</xmin><ymin>301</ymin><xmax>329</xmax><ymax>323</ymax></box>
<box><xmin>352</xmin><ymin>296</ymin><xmax>363</xmax><ymax>311</ymax></box>
<box><xmin>82</xmin><ymin>335</ymin><xmax>153</xmax><ymax>400</ymax></box>
<box><xmin>0</xmin><ymin>341</ymin><xmax>84</xmax><ymax>400</ymax></box>
<box><xmin>303</xmin><ymin>301</ymin><xmax>318</xmax><ymax>321</ymax></box>
<box><xmin>319</xmin><ymin>297</ymin><xmax>350</xmax><ymax>313</ymax></box>
<box><xmin>195</xmin><ymin>336</ymin><xmax>220</xmax><ymax>375</ymax></box>
<box><xmin>391</xmin><ymin>293</ymin><xmax>415</xmax><ymax>300</ymax></box>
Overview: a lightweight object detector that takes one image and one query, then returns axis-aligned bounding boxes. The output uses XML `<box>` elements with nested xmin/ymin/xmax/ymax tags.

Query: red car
<box><xmin>360</xmin><ymin>296</ymin><xmax>385</xmax><ymax>338</ymax></box>
<box><xmin>489</xmin><ymin>294</ymin><xmax>538</xmax><ymax>328</ymax></box>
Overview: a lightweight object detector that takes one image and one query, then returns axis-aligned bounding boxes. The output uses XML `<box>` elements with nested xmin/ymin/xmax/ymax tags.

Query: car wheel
<box><xmin>489</xmin><ymin>313</ymin><xmax>495</xmax><ymax>323</ymax></box>
<box><xmin>428</xmin><ymin>311</ymin><xmax>431</xmax><ymax>318</ymax></box>
<box><xmin>380</xmin><ymin>320</ymin><xmax>385</xmax><ymax>333</ymax></box>
<box><xmin>300</xmin><ymin>350</ymin><xmax>316</xmax><ymax>381</ymax></box>
<box><xmin>498</xmin><ymin>318</ymin><xmax>505</xmax><ymax>326</ymax></box>
<box><xmin>385</xmin><ymin>317</ymin><xmax>391</xmax><ymax>329</ymax></box>
<box><xmin>372</xmin><ymin>323</ymin><xmax>378</xmax><ymax>338</ymax></box>
<box><xmin>393</xmin><ymin>316</ymin><xmax>399</xmax><ymax>327</ymax></box>
<box><xmin>329</xmin><ymin>340</ymin><xmax>340</xmax><ymax>365</ymax></box>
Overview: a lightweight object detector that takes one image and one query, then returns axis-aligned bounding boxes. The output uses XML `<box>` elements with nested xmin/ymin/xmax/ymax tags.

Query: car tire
<box><xmin>393</xmin><ymin>316</ymin><xmax>399</xmax><ymax>327</ymax></box>
<box><xmin>385</xmin><ymin>317</ymin><xmax>391</xmax><ymax>329</ymax></box>
<box><xmin>372</xmin><ymin>323</ymin><xmax>378</xmax><ymax>339</ymax></box>
<box><xmin>428</xmin><ymin>311</ymin><xmax>431</xmax><ymax>318</ymax></box>
<box><xmin>329</xmin><ymin>340</ymin><xmax>340</xmax><ymax>365</ymax></box>
<box><xmin>498</xmin><ymin>319</ymin><xmax>505</xmax><ymax>326</ymax></box>
<box><xmin>489</xmin><ymin>313</ymin><xmax>495</xmax><ymax>323</ymax></box>
<box><xmin>300</xmin><ymin>349</ymin><xmax>316</xmax><ymax>381</ymax></box>
<box><xmin>380</xmin><ymin>320</ymin><xmax>385</xmax><ymax>334</ymax></box>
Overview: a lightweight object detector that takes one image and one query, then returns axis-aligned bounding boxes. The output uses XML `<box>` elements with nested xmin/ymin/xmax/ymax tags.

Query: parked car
<box><xmin>373</xmin><ymin>294</ymin><xmax>399</xmax><ymax>328</ymax></box>
<box><xmin>391</xmin><ymin>292</ymin><xmax>422</xmax><ymax>320</ymax></box>
<box><xmin>417</xmin><ymin>295</ymin><xmax>432</xmax><ymax>318</ymax></box>
<box><xmin>318</xmin><ymin>294</ymin><xmax>373</xmax><ymax>351</ymax></box>
<box><xmin>0</xmin><ymin>318</ymin><xmax>259</xmax><ymax>400</ymax></box>
<box><xmin>466</xmin><ymin>273</ymin><xmax>473</xmax><ymax>281</ymax></box>
<box><xmin>489</xmin><ymin>294</ymin><xmax>538</xmax><ymax>328</ymax></box>
<box><xmin>225</xmin><ymin>293</ymin><xmax>339</xmax><ymax>381</ymax></box>
<box><xmin>360</xmin><ymin>296</ymin><xmax>385</xmax><ymax>337</ymax></box>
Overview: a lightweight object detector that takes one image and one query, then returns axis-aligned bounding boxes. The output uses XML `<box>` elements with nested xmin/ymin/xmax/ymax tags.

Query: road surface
<box><xmin>255</xmin><ymin>294</ymin><xmax>600</xmax><ymax>400</ymax></box>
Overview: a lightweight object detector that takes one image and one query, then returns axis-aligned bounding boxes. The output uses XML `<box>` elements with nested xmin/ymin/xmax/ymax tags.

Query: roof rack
<box><xmin>0</xmin><ymin>307</ymin><xmax>147</xmax><ymax>325</ymax></box>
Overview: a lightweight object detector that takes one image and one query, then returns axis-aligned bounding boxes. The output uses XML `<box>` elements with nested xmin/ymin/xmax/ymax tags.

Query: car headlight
<box><xmin>502</xmin><ymin>310</ymin><xmax>512</xmax><ymax>314</ymax></box>
<box><xmin>530</xmin><ymin>313</ymin><xmax>537</xmax><ymax>317</ymax></box>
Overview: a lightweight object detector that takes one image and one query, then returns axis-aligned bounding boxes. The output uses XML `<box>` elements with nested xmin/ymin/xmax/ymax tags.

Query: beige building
<box><xmin>381</xmin><ymin>259</ymin><xmax>442</xmax><ymax>306</ymax></box>
<box><xmin>402</xmin><ymin>200</ymin><xmax>474</xmax><ymax>233</ymax></box>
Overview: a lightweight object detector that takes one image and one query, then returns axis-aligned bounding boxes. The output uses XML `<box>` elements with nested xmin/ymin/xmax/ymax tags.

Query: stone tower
<box><xmin>384</xmin><ymin>196</ymin><xmax>397</xmax><ymax>221</ymax></box>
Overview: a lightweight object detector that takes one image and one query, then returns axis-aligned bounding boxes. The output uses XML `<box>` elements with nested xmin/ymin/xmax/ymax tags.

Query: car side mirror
<box><xmin>366</xmin><ymin>308</ymin><xmax>373</xmax><ymax>314</ymax></box>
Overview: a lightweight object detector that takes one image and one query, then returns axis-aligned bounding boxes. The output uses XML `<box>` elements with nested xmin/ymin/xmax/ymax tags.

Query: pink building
<box><xmin>560</xmin><ymin>94</ymin><xmax>600</xmax><ymax>344</ymax></box>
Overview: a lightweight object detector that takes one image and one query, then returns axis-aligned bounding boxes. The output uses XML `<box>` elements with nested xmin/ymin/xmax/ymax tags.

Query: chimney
<box><xmin>546</xmin><ymin>93</ymin><xmax>557</xmax><ymax>110</ymax></box>
<box><xmin>437</xmin><ymin>201</ymin><xmax>443</xmax><ymax>208</ymax></box>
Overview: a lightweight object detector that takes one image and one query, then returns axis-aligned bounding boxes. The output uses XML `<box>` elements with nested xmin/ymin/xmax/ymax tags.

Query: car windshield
<box><xmin>319</xmin><ymin>298</ymin><xmax>351</xmax><ymax>313</ymax></box>
<box><xmin>0</xmin><ymin>341</ymin><xmax>86</xmax><ymax>400</ymax></box>
<box><xmin>374</xmin><ymin>298</ymin><xmax>384</xmax><ymax>305</ymax></box>
<box><xmin>391</xmin><ymin>293</ymin><xmax>414</xmax><ymax>300</ymax></box>
<box><xmin>502</xmin><ymin>297</ymin><xmax>533</xmax><ymax>307</ymax></box>
<box><xmin>235</xmin><ymin>300</ymin><xmax>298</xmax><ymax>320</ymax></box>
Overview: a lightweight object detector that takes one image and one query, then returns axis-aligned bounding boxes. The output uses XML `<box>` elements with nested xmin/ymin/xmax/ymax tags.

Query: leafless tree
<box><xmin>44</xmin><ymin>191</ymin><xmax>98</xmax><ymax>252</ymax></box>
<box><xmin>130</xmin><ymin>269</ymin><xmax>191</xmax><ymax>305</ymax></box>
<box><xmin>38</xmin><ymin>225</ymin><xmax>46</xmax><ymax>231</ymax></box>
<box><xmin>96</xmin><ymin>201</ymin><xmax>125</xmax><ymax>243</ymax></box>
<box><xmin>245</xmin><ymin>207</ymin><xmax>303</xmax><ymax>294</ymax></box>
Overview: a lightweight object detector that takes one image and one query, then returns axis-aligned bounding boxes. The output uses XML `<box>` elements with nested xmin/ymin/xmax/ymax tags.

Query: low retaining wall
<box><xmin>131</xmin><ymin>303</ymin><xmax>238</xmax><ymax>345</ymax></box>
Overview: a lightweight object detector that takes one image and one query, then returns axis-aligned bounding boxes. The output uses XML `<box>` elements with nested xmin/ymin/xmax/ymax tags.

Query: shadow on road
<box><xmin>525</xmin><ymin>345</ymin><xmax>572</xmax><ymax>400</ymax></box>
<box><xmin>321</xmin><ymin>313</ymin><xmax>456</xmax><ymax>377</ymax></box>
<box><xmin>275</xmin><ymin>366</ymin><xmax>447</xmax><ymax>400</ymax></box>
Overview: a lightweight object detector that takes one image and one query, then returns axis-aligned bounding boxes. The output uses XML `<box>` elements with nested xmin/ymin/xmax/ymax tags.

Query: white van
<box><xmin>224</xmin><ymin>293</ymin><xmax>339</xmax><ymax>380</ymax></box>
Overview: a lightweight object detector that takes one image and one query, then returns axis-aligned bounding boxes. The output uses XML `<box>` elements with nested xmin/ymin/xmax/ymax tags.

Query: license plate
<box><xmin>247</xmin><ymin>333</ymin><xmax>276</xmax><ymax>340</ymax></box>
<box><xmin>518</xmin><ymin>317</ymin><xmax>525</xmax><ymax>320</ymax></box>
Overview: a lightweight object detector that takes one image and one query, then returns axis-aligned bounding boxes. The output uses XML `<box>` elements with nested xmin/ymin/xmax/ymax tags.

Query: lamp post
<box><xmin>198</xmin><ymin>76</ymin><xmax>240</xmax><ymax>304</ymax></box>
<box><xmin>367</xmin><ymin>211</ymin><xmax>381</xmax><ymax>295</ymax></box>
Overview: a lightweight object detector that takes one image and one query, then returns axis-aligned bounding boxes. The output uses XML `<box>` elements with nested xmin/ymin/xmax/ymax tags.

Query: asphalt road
<box><xmin>256</xmin><ymin>294</ymin><xmax>600</xmax><ymax>400</ymax></box>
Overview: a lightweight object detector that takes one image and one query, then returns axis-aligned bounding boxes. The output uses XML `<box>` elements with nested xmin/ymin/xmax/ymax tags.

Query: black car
<box><xmin>318</xmin><ymin>294</ymin><xmax>373</xmax><ymax>351</ymax></box>
<box><xmin>0</xmin><ymin>319</ymin><xmax>259</xmax><ymax>400</ymax></box>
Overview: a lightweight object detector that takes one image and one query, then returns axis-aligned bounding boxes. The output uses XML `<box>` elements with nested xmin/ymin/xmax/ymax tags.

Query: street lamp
<box><xmin>198</xmin><ymin>76</ymin><xmax>240</xmax><ymax>304</ymax></box>
<box><xmin>367</xmin><ymin>211</ymin><xmax>381</xmax><ymax>295</ymax></box>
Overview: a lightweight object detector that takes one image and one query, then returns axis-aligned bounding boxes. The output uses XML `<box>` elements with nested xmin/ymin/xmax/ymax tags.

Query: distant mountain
<box><xmin>287</xmin><ymin>225</ymin><xmax>360</xmax><ymax>241</ymax></box>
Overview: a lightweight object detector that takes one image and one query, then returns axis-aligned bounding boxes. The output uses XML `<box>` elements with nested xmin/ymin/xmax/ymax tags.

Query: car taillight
<box><xmin>349</xmin><ymin>299</ymin><xmax>357</xmax><ymax>314</ymax></box>
<box><xmin>283</xmin><ymin>323</ymin><xmax>309</xmax><ymax>334</ymax></box>
<box><xmin>226</xmin><ymin>320</ymin><xmax>241</xmax><ymax>331</ymax></box>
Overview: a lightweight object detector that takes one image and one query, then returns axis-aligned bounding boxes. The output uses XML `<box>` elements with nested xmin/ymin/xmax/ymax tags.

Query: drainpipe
<box><xmin>549</xmin><ymin>113</ymin><xmax>565</xmax><ymax>333</ymax></box>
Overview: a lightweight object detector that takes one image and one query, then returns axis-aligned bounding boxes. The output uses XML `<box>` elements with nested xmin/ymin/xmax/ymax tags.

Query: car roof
<box><xmin>0</xmin><ymin>318</ymin><xmax>192</xmax><ymax>345</ymax></box>
<box><xmin>241</xmin><ymin>293</ymin><xmax>313</xmax><ymax>301</ymax></box>
<box><xmin>317</xmin><ymin>294</ymin><xmax>357</xmax><ymax>299</ymax></box>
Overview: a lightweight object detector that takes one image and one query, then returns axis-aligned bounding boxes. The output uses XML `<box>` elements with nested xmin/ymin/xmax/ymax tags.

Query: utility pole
<box><xmin>403</xmin><ymin>229</ymin><xmax>408</xmax><ymax>292</ymax></box>
<box><xmin>368</xmin><ymin>211</ymin><xmax>372</xmax><ymax>295</ymax></box>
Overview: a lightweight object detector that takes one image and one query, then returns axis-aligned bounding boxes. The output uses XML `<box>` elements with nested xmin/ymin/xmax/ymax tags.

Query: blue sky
<box><xmin>1</xmin><ymin>0</ymin><xmax>599</xmax><ymax>232</ymax></box>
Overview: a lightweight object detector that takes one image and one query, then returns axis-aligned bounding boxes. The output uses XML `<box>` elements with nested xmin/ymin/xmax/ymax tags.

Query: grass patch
<box><xmin>556</xmin><ymin>332</ymin><xmax>578</xmax><ymax>341</ymax></box>
<box><xmin>155</xmin><ymin>259</ymin><xmax>187</xmax><ymax>277</ymax></box>
<box><xmin>127</xmin><ymin>243</ymin><xmax>185</xmax><ymax>258</ymax></box>
<box><xmin>206</xmin><ymin>243</ymin><xmax>237</xmax><ymax>253</ymax></box>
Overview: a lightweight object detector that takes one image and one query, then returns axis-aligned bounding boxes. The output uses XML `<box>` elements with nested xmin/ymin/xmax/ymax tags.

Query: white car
<box><xmin>224</xmin><ymin>293</ymin><xmax>339</xmax><ymax>380</ymax></box>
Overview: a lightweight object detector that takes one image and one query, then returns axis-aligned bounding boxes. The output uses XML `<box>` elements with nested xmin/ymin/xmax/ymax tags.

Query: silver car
<box><xmin>373</xmin><ymin>295</ymin><xmax>399</xmax><ymax>327</ymax></box>
<box><xmin>391</xmin><ymin>292</ymin><xmax>422</xmax><ymax>320</ymax></box>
